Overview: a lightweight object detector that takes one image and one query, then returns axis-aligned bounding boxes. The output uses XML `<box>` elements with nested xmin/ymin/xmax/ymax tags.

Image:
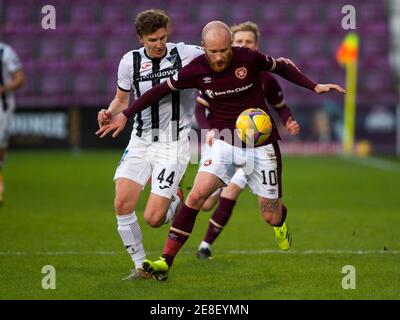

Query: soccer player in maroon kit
<box><xmin>195</xmin><ymin>21</ymin><xmax>300</xmax><ymax>260</ymax></box>
<box><xmin>97</xmin><ymin>21</ymin><xmax>345</xmax><ymax>281</ymax></box>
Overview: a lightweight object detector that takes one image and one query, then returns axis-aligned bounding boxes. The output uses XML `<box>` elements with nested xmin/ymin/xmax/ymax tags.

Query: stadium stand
<box><xmin>0</xmin><ymin>0</ymin><xmax>396</xmax><ymax>108</ymax></box>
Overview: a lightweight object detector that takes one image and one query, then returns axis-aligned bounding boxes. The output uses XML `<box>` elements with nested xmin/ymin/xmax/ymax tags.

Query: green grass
<box><xmin>0</xmin><ymin>151</ymin><xmax>399</xmax><ymax>300</ymax></box>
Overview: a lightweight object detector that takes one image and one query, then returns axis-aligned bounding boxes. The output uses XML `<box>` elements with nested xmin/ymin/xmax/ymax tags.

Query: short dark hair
<box><xmin>135</xmin><ymin>9</ymin><xmax>170</xmax><ymax>37</ymax></box>
<box><xmin>230</xmin><ymin>21</ymin><xmax>260</xmax><ymax>44</ymax></box>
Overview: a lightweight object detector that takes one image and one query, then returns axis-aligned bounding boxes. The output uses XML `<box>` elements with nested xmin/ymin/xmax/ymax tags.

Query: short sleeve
<box><xmin>5</xmin><ymin>46</ymin><xmax>22</xmax><ymax>73</ymax></box>
<box><xmin>117</xmin><ymin>55</ymin><xmax>132</xmax><ymax>92</ymax></box>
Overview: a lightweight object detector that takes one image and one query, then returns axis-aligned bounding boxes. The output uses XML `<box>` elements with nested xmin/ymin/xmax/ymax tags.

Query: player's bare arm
<box><xmin>0</xmin><ymin>69</ymin><xmax>25</xmax><ymax>94</ymax></box>
<box><xmin>97</xmin><ymin>88</ymin><xmax>130</xmax><ymax>128</ymax></box>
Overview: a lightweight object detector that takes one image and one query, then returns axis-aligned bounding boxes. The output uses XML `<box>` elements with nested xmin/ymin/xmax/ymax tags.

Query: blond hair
<box><xmin>230</xmin><ymin>21</ymin><xmax>260</xmax><ymax>44</ymax></box>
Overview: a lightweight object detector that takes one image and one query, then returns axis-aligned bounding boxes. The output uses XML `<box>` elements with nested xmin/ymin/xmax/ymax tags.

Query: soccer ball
<box><xmin>235</xmin><ymin>108</ymin><xmax>272</xmax><ymax>145</ymax></box>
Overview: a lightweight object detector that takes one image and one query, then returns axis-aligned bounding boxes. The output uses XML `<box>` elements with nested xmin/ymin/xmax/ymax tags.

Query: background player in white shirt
<box><xmin>0</xmin><ymin>42</ymin><xmax>25</xmax><ymax>204</ymax></box>
<box><xmin>97</xmin><ymin>9</ymin><xmax>203</xmax><ymax>280</ymax></box>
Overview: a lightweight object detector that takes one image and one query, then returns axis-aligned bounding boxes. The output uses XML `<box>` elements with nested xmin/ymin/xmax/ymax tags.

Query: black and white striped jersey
<box><xmin>0</xmin><ymin>42</ymin><xmax>22</xmax><ymax>112</ymax></box>
<box><xmin>117</xmin><ymin>42</ymin><xmax>204</xmax><ymax>142</ymax></box>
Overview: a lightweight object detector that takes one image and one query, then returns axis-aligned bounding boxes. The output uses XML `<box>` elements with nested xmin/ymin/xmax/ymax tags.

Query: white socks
<box><xmin>116</xmin><ymin>212</ymin><xmax>146</xmax><ymax>269</ymax></box>
<box><xmin>164</xmin><ymin>193</ymin><xmax>182</xmax><ymax>224</ymax></box>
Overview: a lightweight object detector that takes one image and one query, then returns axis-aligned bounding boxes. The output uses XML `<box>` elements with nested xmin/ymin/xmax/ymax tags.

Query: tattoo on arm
<box><xmin>260</xmin><ymin>199</ymin><xmax>279</xmax><ymax>213</ymax></box>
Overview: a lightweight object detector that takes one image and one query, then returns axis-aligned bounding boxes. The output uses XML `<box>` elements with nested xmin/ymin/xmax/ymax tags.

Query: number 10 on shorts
<box><xmin>261</xmin><ymin>170</ymin><xmax>277</xmax><ymax>185</ymax></box>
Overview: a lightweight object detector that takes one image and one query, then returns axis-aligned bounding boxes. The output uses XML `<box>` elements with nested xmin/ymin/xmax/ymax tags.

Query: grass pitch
<box><xmin>0</xmin><ymin>151</ymin><xmax>399</xmax><ymax>300</ymax></box>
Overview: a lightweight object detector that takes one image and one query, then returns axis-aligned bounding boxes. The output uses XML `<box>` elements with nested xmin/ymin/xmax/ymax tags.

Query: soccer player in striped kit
<box><xmin>97</xmin><ymin>9</ymin><xmax>203</xmax><ymax>280</ymax></box>
<box><xmin>0</xmin><ymin>42</ymin><xmax>25</xmax><ymax>205</ymax></box>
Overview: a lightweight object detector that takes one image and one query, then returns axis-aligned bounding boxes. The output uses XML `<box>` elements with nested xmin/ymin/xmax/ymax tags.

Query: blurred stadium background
<box><xmin>1</xmin><ymin>0</ymin><xmax>399</xmax><ymax>300</ymax></box>
<box><xmin>1</xmin><ymin>0</ymin><xmax>399</xmax><ymax>154</ymax></box>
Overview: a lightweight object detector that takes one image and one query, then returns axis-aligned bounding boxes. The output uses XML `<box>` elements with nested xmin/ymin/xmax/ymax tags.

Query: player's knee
<box><xmin>144</xmin><ymin>213</ymin><xmax>164</xmax><ymax>228</ymax></box>
<box><xmin>221</xmin><ymin>184</ymin><xmax>241</xmax><ymax>200</ymax></box>
<box><xmin>186</xmin><ymin>190</ymin><xmax>206</xmax><ymax>209</ymax></box>
<box><xmin>114</xmin><ymin>198</ymin><xmax>135</xmax><ymax>215</ymax></box>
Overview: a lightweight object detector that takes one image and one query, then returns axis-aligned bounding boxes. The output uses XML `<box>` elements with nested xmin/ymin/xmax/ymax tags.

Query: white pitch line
<box><xmin>0</xmin><ymin>249</ymin><xmax>399</xmax><ymax>256</ymax></box>
<box><xmin>341</xmin><ymin>155</ymin><xmax>400</xmax><ymax>172</ymax></box>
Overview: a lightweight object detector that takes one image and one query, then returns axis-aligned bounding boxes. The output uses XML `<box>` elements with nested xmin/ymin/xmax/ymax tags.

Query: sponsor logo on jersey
<box><xmin>139</xmin><ymin>67</ymin><xmax>178</xmax><ymax>82</ymax></box>
<box><xmin>235</xmin><ymin>67</ymin><xmax>247</xmax><ymax>79</ymax></box>
<box><xmin>203</xmin><ymin>83</ymin><xmax>254</xmax><ymax>99</ymax></box>
<box><xmin>205</xmin><ymin>90</ymin><xmax>214</xmax><ymax>99</ymax></box>
<box><xmin>202</xmin><ymin>77</ymin><xmax>212</xmax><ymax>83</ymax></box>
<box><xmin>167</xmin><ymin>54</ymin><xmax>177</xmax><ymax>65</ymax></box>
<box><xmin>216</xmin><ymin>83</ymin><xmax>255</xmax><ymax>98</ymax></box>
<box><xmin>141</xmin><ymin>63</ymin><xmax>152</xmax><ymax>70</ymax></box>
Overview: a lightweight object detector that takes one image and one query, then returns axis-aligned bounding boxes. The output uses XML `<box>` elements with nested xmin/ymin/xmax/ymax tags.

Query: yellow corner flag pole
<box><xmin>336</xmin><ymin>33</ymin><xmax>359</xmax><ymax>155</ymax></box>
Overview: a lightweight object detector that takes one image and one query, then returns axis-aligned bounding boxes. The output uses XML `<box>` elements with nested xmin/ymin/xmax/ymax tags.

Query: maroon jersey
<box><xmin>168</xmin><ymin>47</ymin><xmax>282</xmax><ymax>145</ymax></box>
<box><xmin>195</xmin><ymin>71</ymin><xmax>292</xmax><ymax>130</ymax></box>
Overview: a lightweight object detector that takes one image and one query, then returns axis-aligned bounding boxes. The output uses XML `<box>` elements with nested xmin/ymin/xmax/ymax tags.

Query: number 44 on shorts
<box><xmin>157</xmin><ymin>169</ymin><xmax>175</xmax><ymax>189</ymax></box>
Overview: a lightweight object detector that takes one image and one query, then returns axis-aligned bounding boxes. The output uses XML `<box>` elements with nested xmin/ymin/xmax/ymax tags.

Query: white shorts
<box><xmin>0</xmin><ymin>100</ymin><xmax>16</xmax><ymax>148</ymax></box>
<box><xmin>199</xmin><ymin>139</ymin><xmax>282</xmax><ymax>199</ymax></box>
<box><xmin>230</xmin><ymin>168</ymin><xmax>248</xmax><ymax>190</ymax></box>
<box><xmin>114</xmin><ymin>135</ymin><xmax>190</xmax><ymax>199</ymax></box>
<box><xmin>200</xmin><ymin>143</ymin><xmax>248</xmax><ymax>192</ymax></box>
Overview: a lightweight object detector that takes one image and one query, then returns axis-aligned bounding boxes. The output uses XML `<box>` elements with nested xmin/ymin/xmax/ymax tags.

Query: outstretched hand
<box><xmin>97</xmin><ymin>109</ymin><xmax>112</xmax><ymax>128</ymax></box>
<box><xmin>96</xmin><ymin>113</ymin><xmax>128</xmax><ymax>138</ymax></box>
<box><xmin>314</xmin><ymin>84</ymin><xmax>346</xmax><ymax>94</ymax></box>
<box><xmin>285</xmin><ymin>116</ymin><xmax>300</xmax><ymax>135</ymax></box>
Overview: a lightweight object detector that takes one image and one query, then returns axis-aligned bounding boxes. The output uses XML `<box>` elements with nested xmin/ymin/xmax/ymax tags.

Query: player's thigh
<box><xmin>222</xmin><ymin>169</ymin><xmax>247</xmax><ymax>200</ymax></box>
<box><xmin>188</xmin><ymin>171</ymin><xmax>225</xmax><ymax>208</ymax></box>
<box><xmin>114</xmin><ymin>144</ymin><xmax>152</xmax><ymax>188</ymax></box>
<box><xmin>113</xmin><ymin>144</ymin><xmax>152</xmax><ymax>213</ymax></box>
<box><xmin>114</xmin><ymin>177</ymin><xmax>144</xmax><ymax>214</ymax></box>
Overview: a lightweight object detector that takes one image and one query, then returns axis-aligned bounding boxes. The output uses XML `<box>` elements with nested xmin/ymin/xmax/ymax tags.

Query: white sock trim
<box><xmin>116</xmin><ymin>212</ymin><xmax>137</xmax><ymax>225</ymax></box>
